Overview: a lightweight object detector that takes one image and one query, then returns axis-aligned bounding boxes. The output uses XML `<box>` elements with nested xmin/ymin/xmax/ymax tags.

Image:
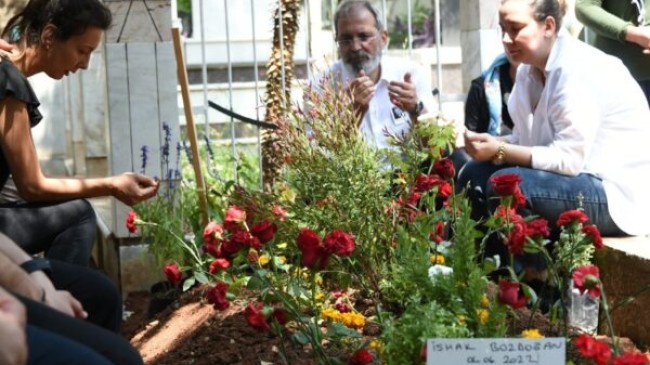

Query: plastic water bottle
<box><xmin>567</xmin><ymin>281</ymin><xmax>599</xmax><ymax>334</ymax></box>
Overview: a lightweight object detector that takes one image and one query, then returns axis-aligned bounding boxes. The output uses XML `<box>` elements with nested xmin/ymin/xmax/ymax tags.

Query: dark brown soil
<box><xmin>122</xmin><ymin>288</ymin><xmax>650</xmax><ymax>365</ymax></box>
<box><xmin>122</xmin><ymin>287</ymin><xmax>314</xmax><ymax>365</ymax></box>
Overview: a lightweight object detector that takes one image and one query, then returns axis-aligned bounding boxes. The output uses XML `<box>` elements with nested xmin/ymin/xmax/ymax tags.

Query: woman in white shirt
<box><xmin>458</xmin><ymin>0</ymin><xmax>650</xmax><ymax>267</ymax></box>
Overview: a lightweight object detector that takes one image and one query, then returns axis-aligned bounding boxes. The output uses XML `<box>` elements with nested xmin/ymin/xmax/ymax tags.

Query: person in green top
<box><xmin>575</xmin><ymin>0</ymin><xmax>650</xmax><ymax>106</ymax></box>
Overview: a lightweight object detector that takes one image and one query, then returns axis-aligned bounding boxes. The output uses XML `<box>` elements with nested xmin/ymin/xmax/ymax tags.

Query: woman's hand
<box><xmin>111</xmin><ymin>173</ymin><xmax>159</xmax><ymax>206</ymax></box>
<box><xmin>463</xmin><ymin>130</ymin><xmax>500</xmax><ymax>162</ymax></box>
<box><xmin>29</xmin><ymin>271</ymin><xmax>86</xmax><ymax>319</ymax></box>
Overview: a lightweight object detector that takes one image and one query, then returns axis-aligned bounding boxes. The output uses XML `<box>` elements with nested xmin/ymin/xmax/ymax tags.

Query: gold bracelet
<box><xmin>492</xmin><ymin>142</ymin><xmax>507</xmax><ymax>166</ymax></box>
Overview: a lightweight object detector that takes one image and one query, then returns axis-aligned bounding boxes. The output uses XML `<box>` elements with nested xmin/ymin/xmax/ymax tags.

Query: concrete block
<box><xmin>596</xmin><ymin>237</ymin><xmax>650</xmax><ymax>348</ymax></box>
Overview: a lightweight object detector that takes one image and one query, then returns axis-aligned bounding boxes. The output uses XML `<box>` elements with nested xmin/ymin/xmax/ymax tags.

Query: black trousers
<box><xmin>0</xmin><ymin>199</ymin><xmax>97</xmax><ymax>266</ymax></box>
<box><xmin>18</xmin><ymin>260</ymin><xmax>143</xmax><ymax>365</ymax></box>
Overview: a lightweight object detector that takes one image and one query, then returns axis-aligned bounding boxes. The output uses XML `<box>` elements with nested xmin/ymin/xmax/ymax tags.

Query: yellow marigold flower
<box><xmin>369</xmin><ymin>339</ymin><xmax>384</xmax><ymax>352</ymax></box>
<box><xmin>476</xmin><ymin>309</ymin><xmax>489</xmax><ymax>325</ymax></box>
<box><xmin>521</xmin><ymin>329</ymin><xmax>544</xmax><ymax>339</ymax></box>
<box><xmin>321</xmin><ymin>308</ymin><xmax>342</xmax><ymax>322</ymax></box>
<box><xmin>458</xmin><ymin>315</ymin><xmax>466</xmax><ymax>325</ymax></box>
<box><xmin>429</xmin><ymin>254</ymin><xmax>446</xmax><ymax>265</ymax></box>
<box><xmin>258</xmin><ymin>255</ymin><xmax>271</xmax><ymax>266</ymax></box>
<box><xmin>314</xmin><ymin>292</ymin><xmax>325</xmax><ymax>301</ymax></box>
<box><xmin>480</xmin><ymin>294</ymin><xmax>490</xmax><ymax>308</ymax></box>
<box><xmin>341</xmin><ymin>312</ymin><xmax>365</xmax><ymax>329</ymax></box>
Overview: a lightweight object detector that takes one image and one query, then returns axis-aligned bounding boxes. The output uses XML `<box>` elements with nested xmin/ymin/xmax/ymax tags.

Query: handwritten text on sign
<box><xmin>426</xmin><ymin>338</ymin><xmax>566</xmax><ymax>365</ymax></box>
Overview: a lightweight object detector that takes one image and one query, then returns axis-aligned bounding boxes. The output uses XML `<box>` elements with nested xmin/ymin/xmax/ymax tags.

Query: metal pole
<box><xmin>434</xmin><ymin>0</ymin><xmax>442</xmax><ymax>111</ymax></box>
<box><xmin>199</xmin><ymin>0</ymin><xmax>209</xmax><ymax>134</ymax></box>
<box><xmin>224</xmin><ymin>0</ymin><xmax>238</xmax><ymax>180</ymax></box>
<box><xmin>407</xmin><ymin>0</ymin><xmax>413</xmax><ymax>54</ymax></box>
<box><xmin>251</xmin><ymin>0</ymin><xmax>263</xmax><ymax>189</ymax></box>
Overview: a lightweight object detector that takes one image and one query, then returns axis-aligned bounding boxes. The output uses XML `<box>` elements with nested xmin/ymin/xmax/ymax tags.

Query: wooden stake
<box><xmin>172</xmin><ymin>28</ymin><xmax>209</xmax><ymax>227</ymax></box>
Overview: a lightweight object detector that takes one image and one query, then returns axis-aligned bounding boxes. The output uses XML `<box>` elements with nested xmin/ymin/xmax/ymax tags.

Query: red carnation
<box><xmin>525</xmin><ymin>218</ymin><xmax>550</xmax><ymax>238</ymax></box>
<box><xmin>203</xmin><ymin>221</ymin><xmax>224</xmax><ymax>245</ymax></box>
<box><xmin>244</xmin><ymin>302</ymin><xmax>270</xmax><ymax>332</ymax></box>
<box><xmin>433</xmin><ymin>158</ymin><xmax>455</xmax><ymax>180</ymax></box>
<box><xmin>204</xmin><ymin>242</ymin><xmax>222</xmax><ymax>259</ymax></box>
<box><xmin>336</xmin><ymin>302</ymin><xmax>351</xmax><ymax>313</ymax></box>
<box><xmin>231</xmin><ymin>229</ymin><xmax>260</xmax><ymax>250</ymax></box>
<box><xmin>573</xmin><ymin>265</ymin><xmax>601</xmax><ymax>299</ymax></box>
<box><xmin>224</xmin><ymin>205</ymin><xmax>246</xmax><ymax>231</ymax></box>
<box><xmin>414</xmin><ymin>174</ymin><xmax>439</xmax><ymax>193</ymax></box>
<box><xmin>348</xmin><ymin>348</ymin><xmax>374</xmax><ymax>365</ymax></box>
<box><xmin>163</xmin><ymin>262</ymin><xmax>182</xmax><ymax>285</ymax></box>
<box><xmin>575</xmin><ymin>335</ymin><xmax>612</xmax><ymax>365</ymax></box>
<box><xmin>323</xmin><ymin>230</ymin><xmax>355</xmax><ymax>257</ymax></box>
<box><xmin>126</xmin><ymin>211</ymin><xmax>138</xmax><ymax>233</ymax></box>
<box><xmin>429</xmin><ymin>221</ymin><xmax>446</xmax><ymax>244</ymax></box>
<box><xmin>206</xmin><ymin>281</ymin><xmax>230</xmax><ymax>311</ymax></box>
<box><xmin>209</xmin><ymin>258</ymin><xmax>231</xmax><ymax>274</ymax></box>
<box><xmin>557</xmin><ymin>209</ymin><xmax>589</xmax><ymax>227</ymax></box>
<box><xmin>271</xmin><ymin>308</ymin><xmax>289</xmax><ymax>326</ymax></box>
<box><xmin>436</xmin><ymin>180</ymin><xmax>453</xmax><ymax>200</ymax></box>
<box><xmin>506</xmin><ymin>222</ymin><xmax>527</xmax><ymax>256</ymax></box>
<box><xmin>251</xmin><ymin>220</ymin><xmax>278</xmax><ymax>244</ymax></box>
<box><xmin>271</xmin><ymin>205</ymin><xmax>288</xmax><ymax>221</ymax></box>
<box><xmin>582</xmin><ymin>225</ymin><xmax>603</xmax><ymax>250</ymax></box>
<box><xmin>490</xmin><ymin>173</ymin><xmax>521</xmax><ymax>196</ymax></box>
<box><xmin>497</xmin><ymin>280</ymin><xmax>528</xmax><ymax>309</ymax></box>
<box><xmin>613</xmin><ymin>352</ymin><xmax>650</xmax><ymax>365</ymax></box>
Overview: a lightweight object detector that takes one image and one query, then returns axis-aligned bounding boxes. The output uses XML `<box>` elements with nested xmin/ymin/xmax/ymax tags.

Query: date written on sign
<box><xmin>426</xmin><ymin>338</ymin><xmax>566</xmax><ymax>365</ymax></box>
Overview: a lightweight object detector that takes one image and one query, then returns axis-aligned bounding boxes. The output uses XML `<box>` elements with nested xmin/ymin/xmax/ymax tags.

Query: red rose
<box><xmin>209</xmin><ymin>258</ymin><xmax>231</xmax><ymax>274</ymax></box>
<box><xmin>433</xmin><ymin>158</ymin><xmax>455</xmax><ymax>180</ymax></box>
<box><xmin>224</xmin><ymin>205</ymin><xmax>246</xmax><ymax>231</ymax></box>
<box><xmin>575</xmin><ymin>335</ymin><xmax>612</xmax><ymax>365</ymax></box>
<box><xmin>348</xmin><ymin>349</ymin><xmax>374</xmax><ymax>365</ymax></box>
<box><xmin>251</xmin><ymin>220</ymin><xmax>278</xmax><ymax>244</ymax></box>
<box><xmin>525</xmin><ymin>218</ymin><xmax>549</xmax><ymax>238</ymax></box>
<box><xmin>497</xmin><ymin>280</ymin><xmax>528</xmax><ymax>309</ymax></box>
<box><xmin>163</xmin><ymin>262</ymin><xmax>182</xmax><ymax>285</ymax></box>
<box><xmin>495</xmin><ymin>206</ymin><xmax>524</xmax><ymax>224</ymax></box>
<box><xmin>573</xmin><ymin>265</ymin><xmax>601</xmax><ymax>299</ymax></box>
<box><xmin>231</xmin><ymin>230</ymin><xmax>260</xmax><ymax>249</ymax></box>
<box><xmin>512</xmin><ymin>189</ymin><xmax>527</xmax><ymax>208</ymax></box>
<box><xmin>556</xmin><ymin>209</ymin><xmax>589</xmax><ymax>227</ymax></box>
<box><xmin>323</xmin><ymin>230</ymin><xmax>355</xmax><ymax>257</ymax></box>
<box><xmin>271</xmin><ymin>205</ymin><xmax>288</xmax><ymax>221</ymax></box>
<box><xmin>490</xmin><ymin>173</ymin><xmax>521</xmax><ymax>196</ymax></box>
<box><xmin>582</xmin><ymin>225</ymin><xmax>603</xmax><ymax>250</ymax></box>
<box><xmin>244</xmin><ymin>302</ymin><xmax>270</xmax><ymax>332</ymax></box>
<box><xmin>126</xmin><ymin>211</ymin><xmax>138</xmax><ymax>233</ymax></box>
<box><xmin>206</xmin><ymin>281</ymin><xmax>230</xmax><ymax>311</ymax></box>
<box><xmin>613</xmin><ymin>352</ymin><xmax>649</xmax><ymax>365</ymax></box>
<box><xmin>297</xmin><ymin>228</ymin><xmax>330</xmax><ymax>269</ymax></box>
<box><xmin>221</xmin><ymin>238</ymin><xmax>243</xmax><ymax>257</ymax></box>
<box><xmin>203</xmin><ymin>221</ymin><xmax>224</xmax><ymax>245</ymax></box>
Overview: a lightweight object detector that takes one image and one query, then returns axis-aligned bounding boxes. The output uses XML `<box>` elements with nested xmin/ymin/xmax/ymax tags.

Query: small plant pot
<box><xmin>148</xmin><ymin>281</ymin><xmax>180</xmax><ymax>318</ymax></box>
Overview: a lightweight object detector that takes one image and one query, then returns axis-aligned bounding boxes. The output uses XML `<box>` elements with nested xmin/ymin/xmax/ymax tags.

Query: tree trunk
<box><xmin>262</xmin><ymin>0</ymin><xmax>302</xmax><ymax>191</ymax></box>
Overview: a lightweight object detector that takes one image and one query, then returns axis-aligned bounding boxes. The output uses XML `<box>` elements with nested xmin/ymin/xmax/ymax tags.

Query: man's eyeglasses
<box><xmin>335</xmin><ymin>33</ymin><xmax>378</xmax><ymax>48</ymax></box>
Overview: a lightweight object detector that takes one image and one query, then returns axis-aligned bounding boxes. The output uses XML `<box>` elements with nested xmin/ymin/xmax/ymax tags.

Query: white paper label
<box><xmin>426</xmin><ymin>338</ymin><xmax>566</xmax><ymax>365</ymax></box>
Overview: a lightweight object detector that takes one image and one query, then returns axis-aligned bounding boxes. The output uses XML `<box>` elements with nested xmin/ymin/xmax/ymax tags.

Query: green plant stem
<box><xmin>599</xmin><ymin>286</ymin><xmax>619</xmax><ymax>356</ymax></box>
<box><xmin>139</xmin><ymin>221</ymin><xmax>203</xmax><ymax>264</ymax></box>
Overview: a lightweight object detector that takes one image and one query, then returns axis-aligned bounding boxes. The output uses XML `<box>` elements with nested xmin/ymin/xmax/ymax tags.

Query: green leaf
<box><xmin>182</xmin><ymin>276</ymin><xmax>196</xmax><ymax>292</ymax></box>
<box><xmin>194</xmin><ymin>271</ymin><xmax>209</xmax><ymax>284</ymax></box>
<box><xmin>247</xmin><ymin>274</ymin><xmax>268</xmax><ymax>291</ymax></box>
<box><xmin>326</xmin><ymin>322</ymin><xmax>362</xmax><ymax>339</ymax></box>
<box><xmin>291</xmin><ymin>331</ymin><xmax>310</xmax><ymax>345</ymax></box>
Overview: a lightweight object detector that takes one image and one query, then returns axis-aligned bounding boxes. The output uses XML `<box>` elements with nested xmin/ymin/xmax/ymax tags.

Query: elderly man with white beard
<box><xmin>312</xmin><ymin>0</ymin><xmax>436</xmax><ymax>150</ymax></box>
